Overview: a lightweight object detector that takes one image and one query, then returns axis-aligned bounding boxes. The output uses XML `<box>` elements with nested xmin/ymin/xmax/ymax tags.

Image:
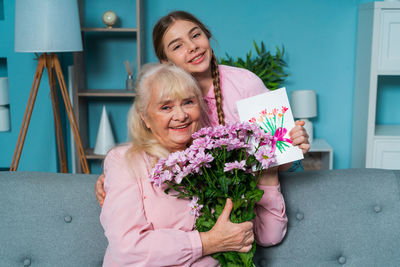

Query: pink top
<box><xmin>100</xmin><ymin>65</ymin><xmax>288</xmax><ymax>266</ymax></box>
<box><xmin>204</xmin><ymin>65</ymin><xmax>268</xmax><ymax>126</ymax></box>
<box><xmin>101</xmin><ymin>145</ymin><xmax>287</xmax><ymax>266</ymax></box>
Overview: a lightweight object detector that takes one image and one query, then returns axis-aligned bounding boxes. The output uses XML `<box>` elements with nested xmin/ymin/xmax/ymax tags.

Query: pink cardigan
<box><xmin>100</xmin><ymin>145</ymin><xmax>287</xmax><ymax>266</ymax></box>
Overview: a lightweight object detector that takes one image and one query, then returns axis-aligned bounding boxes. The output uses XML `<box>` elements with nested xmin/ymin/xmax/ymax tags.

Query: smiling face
<box><xmin>162</xmin><ymin>20</ymin><xmax>212</xmax><ymax>76</ymax></box>
<box><xmin>141</xmin><ymin>80</ymin><xmax>201</xmax><ymax>152</ymax></box>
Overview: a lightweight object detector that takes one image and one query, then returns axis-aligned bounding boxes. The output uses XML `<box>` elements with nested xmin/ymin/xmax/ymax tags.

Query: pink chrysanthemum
<box><xmin>224</xmin><ymin>160</ymin><xmax>246</xmax><ymax>172</ymax></box>
<box><xmin>255</xmin><ymin>146</ymin><xmax>276</xmax><ymax>169</ymax></box>
<box><xmin>189</xmin><ymin>196</ymin><xmax>203</xmax><ymax>217</ymax></box>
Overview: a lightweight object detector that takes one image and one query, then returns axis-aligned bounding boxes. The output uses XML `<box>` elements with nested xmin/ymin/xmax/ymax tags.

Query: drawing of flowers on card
<box><xmin>250</xmin><ymin>106</ymin><xmax>292</xmax><ymax>154</ymax></box>
<box><xmin>237</xmin><ymin>88</ymin><xmax>303</xmax><ymax>166</ymax></box>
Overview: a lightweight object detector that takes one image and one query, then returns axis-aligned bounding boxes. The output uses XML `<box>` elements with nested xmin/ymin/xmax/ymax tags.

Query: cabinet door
<box><xmin>379</xmin><ymin>9</ymin><xmax>400</xmax><ymax>72</ymax></box>
<box><xmin>373</xmin><ymin>138</ymin><xmax>400</xmax><ymax>169</ymax></box>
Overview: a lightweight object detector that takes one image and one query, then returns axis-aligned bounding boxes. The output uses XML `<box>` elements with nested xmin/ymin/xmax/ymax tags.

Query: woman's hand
<box><xmin>200</xmin><ymin>199</ymin><xmax>254</xmax><ymax>256</ymax></box>
<box><xmin>95</xmin><ymin>174</ymin><xmax>106</xmax><ymax>207</ymax></box>
<box><xmin>289</xmin><ymin>120</ymin><xmax>310</xmax><ymax>155</ymax></box>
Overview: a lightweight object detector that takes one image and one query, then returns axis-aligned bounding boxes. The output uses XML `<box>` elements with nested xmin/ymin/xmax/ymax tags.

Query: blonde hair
<box><xmin>210</xmin><ymin>52</ymin><xmax>224</xmax><ymax>125</ymax></box>
<box><xmin>153</xmin><ymin>10</ymin><xmax>225</xmax><ymax>125</ymax></box>
<box><xmin>127</xmin><ymin>63</ymin><xmax>210</xmax><ymax>160</ymax></box>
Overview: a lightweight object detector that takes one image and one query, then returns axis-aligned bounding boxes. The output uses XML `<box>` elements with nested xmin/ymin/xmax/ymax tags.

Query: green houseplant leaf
<box><xmin>219</xmin><ymin>41</ymin><xmax>289</xmax><ymax>90</ymax></box>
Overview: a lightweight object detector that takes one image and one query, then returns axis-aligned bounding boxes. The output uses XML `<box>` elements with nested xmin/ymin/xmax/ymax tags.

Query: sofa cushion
<box><xmin>255</xmin><ymin>168</ymin><xmax>400</xmax><ymax>266</ymax></box>
<box><xmin>0</xmin><ymin>171</ymin><xmax>107</xmax><ymax>267</ymax></box>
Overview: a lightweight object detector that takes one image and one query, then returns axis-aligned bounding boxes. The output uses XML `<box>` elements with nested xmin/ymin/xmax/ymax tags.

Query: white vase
<box><xmin>94</xmin><ymin>106</ymin><xmax>116</xmax><ymax>155</ymax></box>
<box><xmin>0</xmin><ymin>77</ymin><xmax>9</xmax><ymax>105</ymax></box>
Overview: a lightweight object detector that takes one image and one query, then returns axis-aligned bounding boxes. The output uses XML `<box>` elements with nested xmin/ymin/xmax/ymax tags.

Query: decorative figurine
<box><xmin>124</xmin><ymin>60</ymin><xmax>135</xmax><ymax>91</ymax></box>
<box><xmin>102</xmin><ymin>10</ymin><xmax>117</xmax><ymax>28</ymax></box>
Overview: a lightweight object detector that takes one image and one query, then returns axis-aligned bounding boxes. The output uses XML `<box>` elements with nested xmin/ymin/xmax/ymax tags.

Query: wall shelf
<box><xmin>82</xmin><ymin>27</ymin><xmax>138</xmax><ymax>33</ymax></box>
<box><xmin>77</xmin><ymin>90</ymin><xmax>136</xmax><ymax>97</ymax></box>
<box><xmin>85</xmin><ymin>149</ymin><xmax>106</xmax><ymax>160</ymax></box>
<box><xmin>378</xmin><ymin>71</ymin><xmax>400</xmax><ymax>76</ymax></box>
<box><xmin>375</xmin><ymin>125</ymin><xmax>400</xmax><ymax>137</ymax></box>
<box><xmin>73</xmin><ymin>0</ymin><xmax>142</xmax><ymax>173</ymax></box>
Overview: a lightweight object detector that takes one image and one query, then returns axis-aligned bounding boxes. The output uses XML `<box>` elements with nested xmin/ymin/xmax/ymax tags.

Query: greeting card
<box><xmin>237</xmin><ymin>87</ymin><xmax>304</xmax><ymax>166</ymax></box>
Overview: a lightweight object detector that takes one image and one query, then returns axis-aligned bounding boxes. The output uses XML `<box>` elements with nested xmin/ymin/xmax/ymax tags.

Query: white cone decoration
<box><xmin>94</xmin><ymin>106</ymin><xmax>116</xmax><ymax>155</ymax></box>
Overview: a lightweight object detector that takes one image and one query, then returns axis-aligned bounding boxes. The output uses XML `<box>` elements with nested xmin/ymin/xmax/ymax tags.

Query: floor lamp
<box><xmin>10</xmin><ymin>0</ymin><xmax>90</xmax><ymax>173</ymax></box>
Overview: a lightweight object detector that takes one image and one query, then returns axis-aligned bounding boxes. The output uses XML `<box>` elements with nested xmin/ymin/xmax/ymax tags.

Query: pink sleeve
<box><xmin>100</xmin><ymin>148</ymin><xmax>203</xmax><ymax>266</ymax></box>
<box><xmin>253</xmin><ymin>184</ymin><xmax>288</xmax><ymax>246</ymax></box>
<box><xmin>241</xmin><ymin>69</ymin><xmax>269</xmax><ymax>98</ymax></box>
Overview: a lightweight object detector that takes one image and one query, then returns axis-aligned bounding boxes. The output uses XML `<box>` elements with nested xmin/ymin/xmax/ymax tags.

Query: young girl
<box><xmin>152</xmin><ymin>11</ymin><xmax>309</xmax><ymax>153</ymax></box>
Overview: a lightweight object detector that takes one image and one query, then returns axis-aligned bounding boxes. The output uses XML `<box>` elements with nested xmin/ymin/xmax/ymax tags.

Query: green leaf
<box><xmin>253</xmin><ymin>40</ymin><xmax>260</xmax><ymax>55</ymax></box>
<box><xmin>218</xmin><ymin>174</ymin><xmax>230</xmax><ymax>194</ymax></box>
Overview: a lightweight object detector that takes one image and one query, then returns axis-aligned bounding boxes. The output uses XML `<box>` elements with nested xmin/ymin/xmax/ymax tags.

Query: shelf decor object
<box><xmin>11</xmin><ymin>0</ymin><xmax>90</xmax><ymax>173</ymax></box>
<box><xmin>290</xmin><ymin>90</ymin><xmax>317</xmax><ymax>144</ymax></box>
<box><xmin>352</xmin><ymin>2</ymin><xmax>400</xmax><ymax>169</ymax></box>
<box><xmin>94</xmin><ymin>106</ymin><xmax>115</xmax><ymax>155</ymax></box>
<box><xmin>124</xmin><ymin>60</ymin><xmax>135</xmax><ymax>91</ymax></box>
<box><xmin>0</xmin><ymin>77</ymin><xmax>10</xmax><ymax>131</ymax></box>
<box><xmin>102</xmin><ymin>10</ymin><xmax>117</xmax><ymax>28</ymax></box>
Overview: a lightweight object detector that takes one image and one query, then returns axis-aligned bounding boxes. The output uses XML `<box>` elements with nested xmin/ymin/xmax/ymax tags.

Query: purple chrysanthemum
<box><xmin>189</xmin><ymin>196</ymin><xmax>203</xmax><ymax>217</ymax></box>
<box><xmin>254</xmin><ymin>146</ymin><xmax>276</xmax><ymax>169</ymax></box>
<box><xmin>189</xmin><ymin>149</ymin><xmax>214</xmax><ymax>167</ymax></box>
<box><xmin>192</xmin><ymin>126</ymin><xmax>213</xmax><ymax>139</ymax></box>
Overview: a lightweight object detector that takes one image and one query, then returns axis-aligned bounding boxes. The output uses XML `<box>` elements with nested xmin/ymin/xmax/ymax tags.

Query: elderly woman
<box><xmin>100</xmin><ymin>63</ymin><xmax>287</xmax><ymax>266</ymax></box>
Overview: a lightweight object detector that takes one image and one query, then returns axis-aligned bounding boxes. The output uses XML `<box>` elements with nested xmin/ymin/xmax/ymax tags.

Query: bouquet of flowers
<box><xmin>149</xmin><ymin>122</ymin><xmax>277</xmax><ymax>267</ymax></box>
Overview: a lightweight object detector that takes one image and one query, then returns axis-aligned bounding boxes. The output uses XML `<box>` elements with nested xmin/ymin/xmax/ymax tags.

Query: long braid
<box><xmin>211</xmin><ymin>52</ymin><xmax>225</xmax><ymax>125</ymax></box>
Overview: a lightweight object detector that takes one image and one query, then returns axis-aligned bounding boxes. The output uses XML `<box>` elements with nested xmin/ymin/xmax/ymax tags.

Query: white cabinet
<box><xmin>351</xmin><ymin>2</ymin><xmax>400</xmax><ymax>170</ymax></box>
<box><xmin>373</xmin><ymin>137</ymin><xmax>400</xmax><ymax>169</ymax></box>
<box><xmin>379</xmin><ymin>9</ymin><xmax>400</xmax><ymax>71</ymax></box>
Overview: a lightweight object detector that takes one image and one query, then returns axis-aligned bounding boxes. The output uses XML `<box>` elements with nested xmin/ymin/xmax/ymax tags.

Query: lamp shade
<box><xmin>14</xmin><ymin>0</ymin><xmax>83</xmax><ymax>52</ymax></box>
<box><xmin>290</xmin><ymin>90</ymin><xmax>317</xmax><ymax>119</ymax></box>
<box><xmin>0</xmin><ymin>77</ymin><xmax>9</xmax><ymax>105</ymax></box>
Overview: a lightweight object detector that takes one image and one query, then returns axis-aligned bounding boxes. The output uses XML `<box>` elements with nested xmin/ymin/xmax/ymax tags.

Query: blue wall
<box><xmin>0</xmin><ymin>0</ymin><xmax>394</xmax><ymax>172</ymax></box>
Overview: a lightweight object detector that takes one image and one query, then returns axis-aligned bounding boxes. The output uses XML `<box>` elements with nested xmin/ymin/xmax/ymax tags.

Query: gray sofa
<box><xmin>1</xmin><ymin>169</ymin><xmax>399</xmax><ymax>266</ymax></box>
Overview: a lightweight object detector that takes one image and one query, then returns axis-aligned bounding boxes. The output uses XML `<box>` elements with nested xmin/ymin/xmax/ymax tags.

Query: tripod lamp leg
<box><xmin>10</xmin><ymin>55</ymin><xmax>46</xmax><ymax>171</ymax></box>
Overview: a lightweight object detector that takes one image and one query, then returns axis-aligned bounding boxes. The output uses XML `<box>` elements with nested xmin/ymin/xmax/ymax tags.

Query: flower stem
<box><xmin>255</xmin><ymin>169</ymin><xmax>263</xmax><ymax>185</ymax></box>
<box><xmin>202</xmin><ymin>167</ymin><xmax>218</xmax><ymax>190</ymax></box>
